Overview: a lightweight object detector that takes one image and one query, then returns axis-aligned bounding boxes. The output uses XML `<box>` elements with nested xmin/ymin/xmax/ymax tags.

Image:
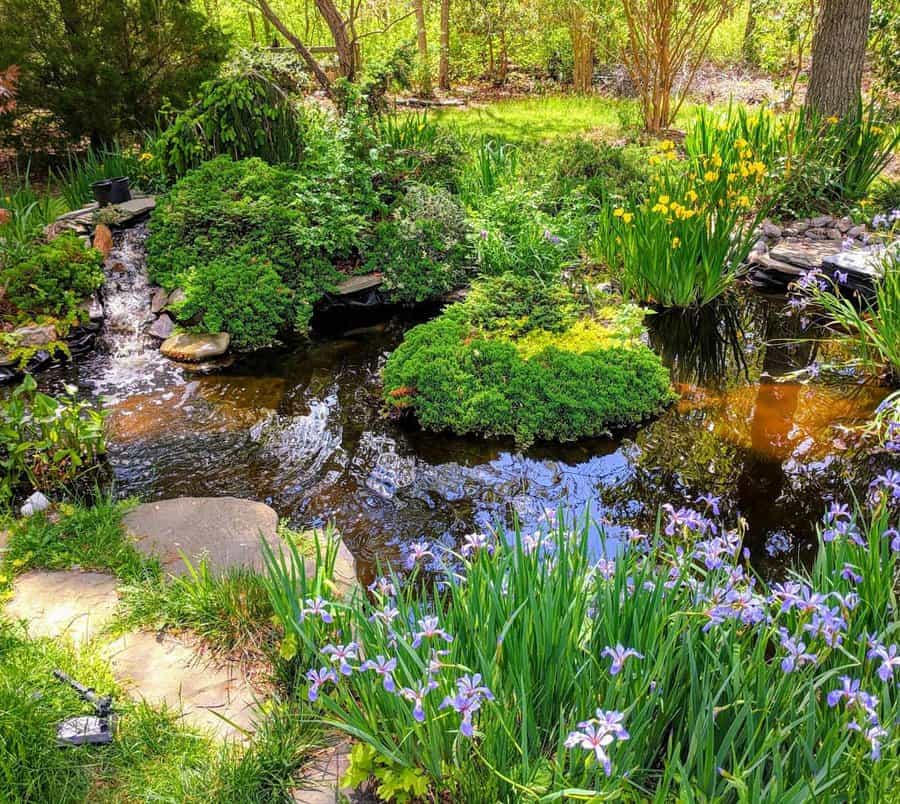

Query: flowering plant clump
<box><xmin>264</xmin><ymin>482</ymin><xmax>899</xmax><ymax>802</ymax></box>
<box><xmin>593</xmin><ymin>130</ymin><xmax>771</xmax><ymax>307</ymax></box>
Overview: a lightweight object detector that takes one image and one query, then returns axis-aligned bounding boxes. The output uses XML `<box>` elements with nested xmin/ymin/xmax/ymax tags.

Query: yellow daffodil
<box><xmin>704</xmin><ymin>170</ymin><xmax>718</xmax><ymax>183</ymax></box>
<box><xmin>738</xmin><ymin>194</ymin><xmax>751</xmax><ymax>208</ymax></box>
<box><xmin>658</xmin><ymin>195</ymin><xmax>670</xmax><ymax>205</ymax></box>
<box><xmin>622</xmin><ymin>212</ymin><xmax>634</xmax><ymax>224</ymax></box>
<box><xmin>735</xmin><ymin>137</ymin><xmax>748</xmax><ymax>150</ymax></box>
<box><xmin>826</xmin><ymin>116</ymin><xmax>839</xmax><ymax>124</ymax></box>
<box><xmin>139</xmin><ymin>152</ymin><xmax>153</xmax><ymax>162</ymax></box>
<box><xmin>685</xmin><ymin>189</ymin><xmax>698</xmax><ymax>203</ymax></box>
<box><xmin>613</xmin><ymin>207</ymin><xmax>625</xmax><ymax>218</ymax></box>
<box><xmin>671</xmin><ymin>237</ymin><xmax>680</xmax><ymax>248</ymax></box>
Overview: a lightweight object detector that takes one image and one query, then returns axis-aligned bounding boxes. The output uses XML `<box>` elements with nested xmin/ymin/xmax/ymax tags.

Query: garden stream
<box><xmin>36</xmin><ymin>227</ymin><xmax>892</xmax><ymax>583</ymax></box>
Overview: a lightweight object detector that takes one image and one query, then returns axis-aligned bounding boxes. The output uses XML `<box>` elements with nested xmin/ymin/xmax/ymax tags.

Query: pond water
<box><xmin>35</xmin><ymin>227</ymin><xmax>891</xmax><ymax>583</ymax></box>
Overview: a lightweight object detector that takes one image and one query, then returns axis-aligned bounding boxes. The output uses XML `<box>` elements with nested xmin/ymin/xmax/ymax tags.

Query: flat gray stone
<box><xmin>770</xmin><ymin>239</ymin><xmax>842</xmax><ymax>270</ymax></box>
<box><xmin>3</xmin><ymin>570</ymin><xmax>119</xmax><ymax>644</ymax></box>
<box><xmin>335</xmin><ymin>274</ymin><xmax>383</xmax><ymax>295</ymax></box>
<box><xmin>822</xmin><ymin>243</ymin><xmax>895</xmax><ymax>279</ymax></box>
<box><xmin>123</xmin><ymin>497</ymin><xmax>280</xmax><ymax>577</ymax></box>
<box><xmin>161</xmin><ymin>332</ymin><xmax>230</xmax><ymax>362</ymax></box>
<box><xmin>150</xmin><ymin>287</ymin><xmax>169</xmax><ymax>314</ymax></box>
<box><xmin>149</xmin><ymin>313</ymin><xmax>174</xmax><ymax>340</ymax></box>
<box><xmin>102</xmin><ymin>631</ymin><xmax>259</xmax><ymax>740</ymax></box>
<box><xmin>11</xmin><ymin>323</ymin><xmax>58</xmax><ymax>347</ymax></box>
<box><xmin>115</xmin><ymin>196</ymin><xmax>155</xmax><ymax>220</ymax></box>
<box><xmin>292</xmin><ymin>741</ymin><xmax>352</xmax><ymax>803</ymax></box>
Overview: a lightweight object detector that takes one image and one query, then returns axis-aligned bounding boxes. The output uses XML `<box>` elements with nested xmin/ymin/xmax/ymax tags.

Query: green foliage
<box><xmin>376</xmin><ymin>113</ymin><xmax>465</xmax><ymax>191</ymax></box>
<box><xmin>870</xmin><ymin>0</ymin><xmax>900</xmax><ymax>94</ymax></box>
<box><xmin>366</xmin><ymin>183</ymin><xmax>473</xmax><ymax>302</ymax></box>
<box><xmin>0</xmin><ymin>375</ymin><xmax>106</xmax><ymax>504</ymax></box>
<box><xmin>153</xmin><ymin>74</ymin><xmax>308</xmax><ymax>179</ymax></box>
<box><xmin>522</xmin><ymin>136</ymin><xmax>651</xmax><ymax>207</ymax></box>
<box><xmin>0</xmin><ymin>620</ymin><xmax>321</xmax><ymax>803</ymax></box>
<box><xmin>343</xmin><ymin>743</ymin><xmax>429</xmax><ymax>803</ymax></box>
<box><xmin>0</xmin><ymin>170</ymin><xmax>67</xmax><ymax>245</ymax></box>
<box><xmin>1</xmin><ymin>233</ymin><xmax>104</xmax><ymax>322</ymax></box>
<box><xmin>2</xmin><ymin>496</ymin><xmax>152</xmax><ymax>582</ymax></box>
<box><xmin>147</xmin><ymin>155</ymin><xmax>368</xmax><ymax>349</ymax></box>
<box><xmin>383</xmin><ymin>275</ymin><xmax>673</xmax><ymax>443</ymax></box>
<box><xmin>593</xmin><ymin>134</ymin><xmax>769</xmax><ymax>307</ymax></box>
<box><xmin>0</xmin><ymin>0</ymin><xmax>227</xmax><ymax>146</ymax></box>
<box><xmin>800</xmin><ymin>247</ymin><xmax>900</xmax><ymax>383</ymax></box>
<box><xmin>265</xmin><ymin>490</ymin><xmax>900</xmax><ymax>802</ymax></box>
<box><xmin>118</xmin><ymin>559</ymin><xmax>275</xmax><ymax>660</ymax></box>
<box><xmin>55</xmin><ymin>143</ymin><xmax>164</xmax><ymax>211</ymax></box>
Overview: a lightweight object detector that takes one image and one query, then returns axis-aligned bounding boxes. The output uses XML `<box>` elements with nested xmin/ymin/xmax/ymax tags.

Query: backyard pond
<box><xmin>35</xmin><ymin>227</ymin><xmax>891</xmax><ymax>582</ymax></box>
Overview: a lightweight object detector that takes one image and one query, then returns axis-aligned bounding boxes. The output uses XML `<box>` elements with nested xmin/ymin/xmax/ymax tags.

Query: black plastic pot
<box><xmin>108</xmin><ymin>176</ymin><xmax>131</xmax><ymax>204</ymax></box>
<box><xmin>91</xmin><ymin>179</ymin><xmax>113</xmax><ymax>206</ymax></box>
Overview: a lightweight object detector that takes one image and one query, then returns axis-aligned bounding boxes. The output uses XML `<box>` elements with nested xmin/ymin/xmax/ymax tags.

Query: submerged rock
<box><xmin>160</xmin><ymin>332</ymin><xmax>230</xmax><ymax>362</ymax></box>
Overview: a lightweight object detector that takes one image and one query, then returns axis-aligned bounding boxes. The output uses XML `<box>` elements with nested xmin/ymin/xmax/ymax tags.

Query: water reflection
<box><xmin>33</xmin><ymin>245</ymin><xmax>890</xmax><ymax>582</ymax></box>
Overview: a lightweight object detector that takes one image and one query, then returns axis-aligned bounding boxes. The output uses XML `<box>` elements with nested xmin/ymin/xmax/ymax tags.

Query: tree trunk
<box><xmin>255</xmin><ymin>0</ymin><xmax>334</xmax><ymax>93</ymax></box>
<box><xmin>315</xmin><ymin>0</ymin><xmax>359</xmax><ymax>80</ymax></box>
<box><xmin>438</xmin><ymin>0</ymin><xmax>451</xmax><ymax>91</ymax></box>
<box><xmin>413</xmin><ymin>0</ymin><xmax>433</xmax><ymax>96</ymax></box>
<box><xmin>569</xmin><ymin>4</ymin><xmax>595</xmax><ymax>94</ymax></box>
<box><xmin>742</xmin><ymin>0</ymin><xmax>759</xmax><ymax>65</ymax></box>
<box><xmin>806</xmin><ymin>0</ymin><xmax>872</xmax><ymax>118</ymax></box>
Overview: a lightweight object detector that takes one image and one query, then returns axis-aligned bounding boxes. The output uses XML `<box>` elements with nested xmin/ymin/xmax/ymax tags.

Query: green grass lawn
<box><xmin>429</xmin><ymin>95</ymin><xmax>722</xmax><ymax>143</ymax></box>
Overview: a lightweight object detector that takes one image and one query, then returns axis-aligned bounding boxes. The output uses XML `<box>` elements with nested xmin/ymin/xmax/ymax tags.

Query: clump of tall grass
<box><xmin>0</xmin><ymin>169</ymin><xmax>66</xmax><ymax>246</ymax></box>
<box><xmin>265</xmin><ymin>480</ymin><xmax>900</xmax><ymax>801</ymax></box>
<box><xmin>795</xmin><ymin>245</ymin><xmax>900</xmax><ymax>383</ymax></box>
<box><xmin>118</xmin><ymin>559</ymin><xmax>276</xmax><ymax>662</ymax></box>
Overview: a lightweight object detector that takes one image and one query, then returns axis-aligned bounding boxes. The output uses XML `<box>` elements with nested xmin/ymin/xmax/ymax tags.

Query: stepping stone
<box><xmin>769</xmin><ymin>238</ymin><xmax>843</xmax><ymax>270</ymax></box>
<box><xmin>292</xmin><ymin>741</ymin><xmax>352</xmax><ymax>804</ymax></box>
<box><xmin>3</xmin><ymin>570</ymin><xmax>119</xmax><ymax>645</ymax></box>
<box><xmin>334</xmin><ymin>274</ymin><xmax>383</xmax><ymax>295</ymax></box>
<box><xmin>123</xmin><ymin>497</ymin><xmax>281</xmax><ymax>577</ymax></box>
<box><xmin>122</xmin><ymin>497</ymin><xmax>358</xmax><ymax>594</ymax></box>
<box><xmin>102</xmin><ymin>630</ymin><xmax>259</xmax><ymax>740</ymax></box>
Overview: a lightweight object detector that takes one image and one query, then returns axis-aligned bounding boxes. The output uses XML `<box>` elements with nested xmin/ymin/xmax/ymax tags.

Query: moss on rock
<box><xmin>383</xmin><ymin>275</ymin><xmax>675</xmax><ymax>445</ymax></box>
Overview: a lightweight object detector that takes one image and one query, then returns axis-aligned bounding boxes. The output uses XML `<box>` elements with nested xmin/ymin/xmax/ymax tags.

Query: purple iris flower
<box><xmin>439</xmin><ymin>692</ymin><xmax>483</xmax><ymax>737</ymax></box>
<box><xmin>601</xmin><ymin>644</ymin><xmax>644</xmax><ymax>675</ymax></box>
<box><xmin>803</xmin><ymin>606</ymin><xmax>848</xmax><ymax>647</ymax></box>
<box><xmin>456</xmin><ymin>673</ymin><xmax>495</xmax><ymax>701</ymax></box>
<box><xmin>777</xmin><ymin>628</ymin><xmax>818</xmax><ymax>673</ymax></box>
<box><xmin>306</xmin><ymin>667</ymin><xmax>338</xmax><ymax>701</ymax></box>
<box><xmin>827</xmin><ymin>676</ymin><xmax>878</xmax><ymax>714</ymax></box>
<box><xmin>870</xmin><ymin>644</ymin><xmax>900</xmax><ymax>682</ymax></box>
<box><xmin>565</xmin><ymin>710</ymin><xmax>629</xmax><ymax>776</ymax></box>
<box><xmin>840</xmin><ymin>564</ymin><xmax>863</xmax><ymax>585</ymax></box>
<box><xmin>360</xmin><ymin>655</ymin><xmax>398</xmax><ymax>691</ymax></box>
<box><xmin>321</xmin><ymin>642</ymin><xmax>359</xmax><ymax>675</ymax></box>
<box><xmin>399</xmin><ymin>679</ymin><xmax>438</xmax><ymax>722</ymax></box>
<box><xmin>301</xmin><ymin>597</ymin><xmax>333</xmax><ymax>623</ymax></box>
<box><xmin>405</xmin><ymin>541</ymin><xmax>434</xmax><ymax>568</ymax></box>
<box><xmin>460</xmin><ymin>532</ymin><xmax>493</xmax><ymax>557</ymax></box>
<box><xmin>411</xmin><ymin>616</ymin><xmax>454</xmax><ymax>649</ymax></box>
<box><xmin>695</xmin><ymin>493</ymin><xmax>721</xmax><ymax>515</ymax></box>
<box><xmin>368</xmin><ymin>577</ymin><xmax>397</xmax><ymax>597</ymax></box>
<box><xmin>883</xmin><ymin>528</ymin><xmax>900</xmax><ymax>552</ymax></box>
<box><xmin>870</xmin><ymin>469</ymin><xmax>900</xmax><ymax>502</ymax></box>
<box><xmin>847</xmin><ymin>721</ymin><xmax>888</xmax><ymax>760</ymax></box>
<box><xmin>369</xmin><ymin>604</ymin><xmax>400</xmax><ymax>626</ymax></box>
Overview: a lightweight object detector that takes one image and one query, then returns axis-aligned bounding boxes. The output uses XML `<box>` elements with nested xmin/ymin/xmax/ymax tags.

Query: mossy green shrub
<box><xmin>365</xmin><ymin>183</ymin><xmax>473</xmax><ymax>303</ymax></box>
<box><xmin>147</xmin><ymin>155</ymin><xmax>374</xmax><ymax>349</ymax></box>
<box><xmin>383</xmin><ymin>275</ymin><xmax>674</xmax><ymax>444</ymax></box>
<box><xmin>0</xmin><ymin>232</ymin><xmax>103</xmax><ymax>325</ymax></box>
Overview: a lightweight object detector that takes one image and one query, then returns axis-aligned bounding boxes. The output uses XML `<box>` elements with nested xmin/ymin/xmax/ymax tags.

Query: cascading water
<box><xmin>85</xmin><ymin>224</ymin><xmax>181</xmax><ymax>401</ymax></box>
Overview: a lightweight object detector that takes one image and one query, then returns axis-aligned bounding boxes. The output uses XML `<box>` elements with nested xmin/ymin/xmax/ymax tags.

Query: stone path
<box><xmin>102</xmin><ymin>630</ymin><xmax>260</xmax><ymax>739</ymax></box>
<box><xmin>292</xmin><ymin>742</ymin><xmax>353</xmax><ymax>804</ymax></box>
<box><xmin>4</xmin><ymin>570</ymin><xmax>119</xmax><ymax>645</ymax></box>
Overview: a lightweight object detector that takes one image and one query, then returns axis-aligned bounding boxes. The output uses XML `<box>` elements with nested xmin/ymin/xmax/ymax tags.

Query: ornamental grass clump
<box><xmin>265</xmin><ymin>477</ymin><xmax>900</xmax><ymax>801</ymax></box>
<box><xmin>791</xmin><ymin>241</ymin><xmax>900</xmax><ymax>383</ymax></box>
<box><xmin>594</xmin><ymin>134</ymin><xmax>771</xmax><ymax>308</ymax></box>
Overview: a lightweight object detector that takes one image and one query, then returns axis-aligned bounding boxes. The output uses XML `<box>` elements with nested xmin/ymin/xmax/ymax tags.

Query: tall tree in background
<box><xmin>439</xmin><ymin>0</ymin><xmax>452</xmax><ymax>90</ymax></box>
<box><xmin>569</xmin><ymin>2</ymin><xmax>597</xmax><ymax>93</ymax></box>
<box><xmin>806</xmin><ymin>0</ymin><xmax>872</xmax><ymax>117</ymax></box>
<box><xmin>414</xmin><ymin>0</ymin><xmax>433</xmax><ymax>95</ymax></box>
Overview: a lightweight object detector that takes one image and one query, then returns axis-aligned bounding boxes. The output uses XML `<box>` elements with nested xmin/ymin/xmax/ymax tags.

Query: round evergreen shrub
<box><xmin>383</xmin><ymin>275</ymin><xmax>674</xmax><ymax>444</ymax></box>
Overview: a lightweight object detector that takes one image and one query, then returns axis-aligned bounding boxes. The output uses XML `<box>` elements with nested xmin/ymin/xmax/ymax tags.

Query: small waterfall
<box><xmin>87</xmin><ymin>223</ymin><xmax>181</xmax><ymax>400</ymax></box>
